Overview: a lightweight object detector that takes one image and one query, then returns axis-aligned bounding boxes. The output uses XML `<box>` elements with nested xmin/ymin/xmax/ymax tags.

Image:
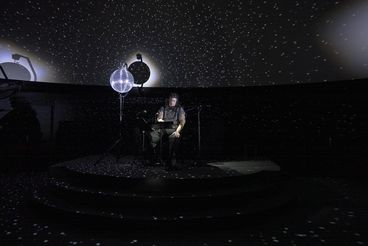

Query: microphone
<box><xmin>137</xmin><ymin>109</ymin><xmax>148</xmax><ymax>115</ymax></box>
<box><xmin>136</xmin><ymin>109</ymin><xmax>148</xmax><ymax>120</ymax></box>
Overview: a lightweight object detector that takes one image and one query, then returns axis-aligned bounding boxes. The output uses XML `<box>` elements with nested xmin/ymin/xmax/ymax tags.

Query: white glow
<box><xmin>126</xmin><ymin>52</ymin><xmax>160</xmax><ymax>87</ymax></box>
<box><xmin>109</xmin><ymin>66</ymin><xmax>134</xmax><ymax>93</ymax></box>
<box><xmin>319</xmin><ymin>1</ymin><xmax>368</xmax><ymax>77</ymax></box>
<box><xmin>0</xmin><ymin>40</ymin><xmax>59</xmax><ymax>82</ymax></box>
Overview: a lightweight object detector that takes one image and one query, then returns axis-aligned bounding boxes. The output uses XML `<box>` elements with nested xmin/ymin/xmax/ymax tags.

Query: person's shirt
<box><xmin>157</xmin><ymin>105</ymin><xmax>186</xmax><ymax>127</ymax></box>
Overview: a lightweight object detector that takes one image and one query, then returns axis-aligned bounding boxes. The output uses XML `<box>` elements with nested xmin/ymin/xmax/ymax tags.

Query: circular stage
<box><xmin>33</xmin><ymin>155</ymin><xmax>296</xmax><ymax>227</ymax></box>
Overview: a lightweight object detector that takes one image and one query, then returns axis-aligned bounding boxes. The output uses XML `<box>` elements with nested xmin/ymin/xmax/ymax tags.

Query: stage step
<box><xmin>43</xmin><ymin>176</ymin><xmax>291</xmax><ymax>209</ymax></box>
<box><xmin>32</xmin><ymin>156</ymin><xmax>297</xmax><ymax>226</ymax></box>
<box><xmin>32</xmin><ymin>185</ymin><xmax>296</xmax><ymax>224</ymax></box>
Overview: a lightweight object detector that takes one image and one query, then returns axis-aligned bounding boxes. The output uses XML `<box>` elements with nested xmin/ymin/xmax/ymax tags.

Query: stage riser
<box><xmin>33</xmin><ymin>156</ymin><xmax>296</xmax><ymax>226</ymax></box>
<box><xmin>49</xmin><ymin>167</ymin><xmax>284</xmax><ymax>194</ymax></box>
<box><xmin>48</xmin><ymin>176</ymin><xmax>286</xmax><ymax>197</ymax></box>
<box><xmin>44</xmin><ymin>183</ymin><xmax>289</xmax><ymax>210</ymax></box>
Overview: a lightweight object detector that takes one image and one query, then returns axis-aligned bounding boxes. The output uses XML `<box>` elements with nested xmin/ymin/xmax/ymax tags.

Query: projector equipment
<box><xmin>128</xmin><ymin>53</ymin><xmax>150</xmax><ymax>94</ymax></box>
<box><xmin>0</xmin><ymin>65</ymin><xmax>8</xmax><ymax>80</ymax></box>
<box><xmin>0</xmin><ymin>54</ymin><xmax>36</xmax><ymax>101</ymax></box>
<box><xmin>0</xmin><ymin>53</ymin><xmax>37</xmax><ymax>81</ymax></box>
<box><xmin>94</xmin><ymin>63</ymin><xmax>134</xmax><ymax>166</ymax></box>
<box><xmin>0</xmin><ymin>67</ymin><xmax>21</xmax><ymax>99</ymax></box>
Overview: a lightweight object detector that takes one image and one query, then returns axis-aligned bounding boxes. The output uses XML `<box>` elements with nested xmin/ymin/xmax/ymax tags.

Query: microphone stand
<box><xmin>186</xmin><ymin>105</ymin><xmax>206</xmax><ymax>166</ymax></box>
<box><xmin>196</xmin><ymin>105</ymin><xmax>205</xmax><ymax>166</ymax></box>
<box><xmin>94</xmin><ymin>92</ymin><xmax>127</xmax><ymax>166</ymax></box>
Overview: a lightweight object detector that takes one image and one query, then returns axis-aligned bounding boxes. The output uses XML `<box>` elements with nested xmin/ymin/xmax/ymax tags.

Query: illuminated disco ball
<box><xmin>109</xmin><ymin>64</ymin><xmax>134</xmax><ymax>94</ymax></box>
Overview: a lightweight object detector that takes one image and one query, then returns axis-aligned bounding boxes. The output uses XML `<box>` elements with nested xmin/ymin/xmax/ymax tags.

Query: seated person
<box><xmin>149</xmin><ymin>93</ymin><xmax>185</xmax><ymax>170</ymax></box>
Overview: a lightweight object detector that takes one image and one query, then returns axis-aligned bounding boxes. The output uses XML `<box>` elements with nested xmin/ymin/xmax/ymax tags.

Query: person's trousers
<box><xmin>149</xmin><ymin>128</ymin><xmax>180</xmax><ymax>165</ymax></box>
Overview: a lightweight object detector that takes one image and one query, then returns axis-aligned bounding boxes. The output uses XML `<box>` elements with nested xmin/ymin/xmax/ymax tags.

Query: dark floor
<box><xmin>0</xmin><ymin>170</ymin><xmax>368</xmax><ymax>245</ymax></box>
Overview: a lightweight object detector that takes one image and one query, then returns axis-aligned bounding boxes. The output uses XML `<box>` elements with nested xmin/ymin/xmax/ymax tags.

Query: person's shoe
<box><xmin>146</xmin><ymin>147</ymin><xmax>160</xmax><ymax>166</ymax></box>
<box><xmin>148</xmin><ymin>158</ymin><xmax>161</xmax><ymax>166</ymax></box>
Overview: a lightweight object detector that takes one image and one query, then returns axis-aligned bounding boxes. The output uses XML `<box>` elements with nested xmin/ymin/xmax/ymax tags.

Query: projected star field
<box><xmin>1</xmin><ymin>0</ymin><xmax>367</xmax><ymax>86</ymax></box>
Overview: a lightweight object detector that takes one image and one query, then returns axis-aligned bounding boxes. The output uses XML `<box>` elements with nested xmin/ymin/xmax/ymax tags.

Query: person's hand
<box><xmin>170</xmin><ymin>131</ymin><xmax>180</xmax><ymax>138</ymax></box>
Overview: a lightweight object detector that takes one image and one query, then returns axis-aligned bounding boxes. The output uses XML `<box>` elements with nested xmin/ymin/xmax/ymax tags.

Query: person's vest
<box><xmin>163</xmin><ymin>106</ymin><xmax>180</xmax><ymax>128</ymax></box>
